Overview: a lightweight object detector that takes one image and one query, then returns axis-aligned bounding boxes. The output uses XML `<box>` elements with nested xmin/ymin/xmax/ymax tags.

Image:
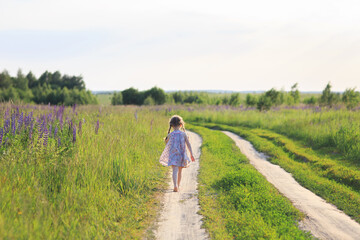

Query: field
<box><xmin>0</xmin><ymin>104</ymin><xmax>169</xmax><ymax>239</ymax></box>
<box><xmin>1</xmin><ymin>103</ymin><xmax>360</xmax><ymax>239</ymax></box>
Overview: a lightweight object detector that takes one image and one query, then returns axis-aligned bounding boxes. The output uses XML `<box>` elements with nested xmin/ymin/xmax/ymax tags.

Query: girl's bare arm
<box><xmin>184</xmin><ymin>133</ymin><xmax>195</xmax><ymax>161</ymax></box>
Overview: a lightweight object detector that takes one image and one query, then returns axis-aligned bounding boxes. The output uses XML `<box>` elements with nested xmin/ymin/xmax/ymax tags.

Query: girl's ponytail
<box><xmin>165</xmin><ymin>124</ymin><xmax>171</xmax><ymax>142</ymax></box>
<box><xmin>167</xmin><ymin>125</ymin><xmax>172</xmax><ymax>135</ymax></box>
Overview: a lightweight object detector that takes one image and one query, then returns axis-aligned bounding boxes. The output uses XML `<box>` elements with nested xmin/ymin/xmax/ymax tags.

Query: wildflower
<box><xmin>58</xmin><ymin>137</ymin><xmax>61</xmax><ymax>147</ymax></box>
<box><xmin>18</xmin><ymin>112</ymin><xmax>23</xmax><ymax>131</ymax></box>
<box><xmin>49</xmin><ymin>124</ymin><xmax>52</xmax><ymax>138</ymax></box>
<box><xmin>72</xmin><ymin>126</ymin><xmax>76</xmax><ymax>143</ymax></box>
<box><xmin>43</xmin><ymin>127</ymin><xmax>49</xmax><ymax>147</ymax></box>
<box><xmin>134</xmin><ymin>111</ymin><xmax>138</xmax><ymax>121</ymax></box>
<box><xmin>38</xmin><ymin>119</ymin><xmax>46</xmax><ymax>138</ymax></box>
<box><xmin>11</xmin><ymin>113</ymin><xmax>16</xmax><ymax>135</ymax></box>
<box><xmin>54</xmin><ymin>127</ymin><xmax>58</xmax><ymax>138</ymax></box>
<box><xmin>4</xmin><ymin>119</ymin><xmax>10</xmax><ymax>134</ymax></box>
<box><xmin>0</xmin><ymin>128</ymin><xmax>3</xmax><ymax>145</ymax></box>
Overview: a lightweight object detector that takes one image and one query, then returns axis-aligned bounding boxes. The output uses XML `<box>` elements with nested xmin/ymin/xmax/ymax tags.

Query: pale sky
<box><xmin>1</xmin><ymin>0</ymin><xmax>360</xmax><ymax>92</ymax></box>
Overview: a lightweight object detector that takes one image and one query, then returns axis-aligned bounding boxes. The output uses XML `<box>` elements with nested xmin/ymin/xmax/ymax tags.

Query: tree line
<box><xmin>0</xmin><ymin>69</ymin><xmax>97</xmax><ymax>105</ymax></box>
<box><xmin>112</xmin><ymin>83</ymin><xmax>360</xmax><ymax>110</ymax></box>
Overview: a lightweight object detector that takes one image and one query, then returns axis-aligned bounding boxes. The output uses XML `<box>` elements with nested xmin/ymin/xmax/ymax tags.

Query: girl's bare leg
<box><xmin>177</xmin><ymin>167</ymin><xmax>183</xmax><ymax>190</ymax></box>
<box><xmin>172</xmin><ymin>166</ymin><xmax>179</xmax><ymax>192</ymax></box>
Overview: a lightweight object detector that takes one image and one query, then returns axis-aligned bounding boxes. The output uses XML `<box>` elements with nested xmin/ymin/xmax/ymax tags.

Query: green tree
<box><xmin>172</xmin><ymin>91</ymin><xmax>184</xmax><ymax>104</ymax></box>
<box><xmin>303</xmin><ymin>96</ymin><xmax>317</xmax><ymax>105</ymax></box>
<box><xmin>122</xmin><ymin>87</ymin><xmax>143</xmax><ymax>105</ymax></box>
<box><xmin>342</xmin><ymin>88</ymin><xmax>360</xmax><ymax>109</ymax></box>
<box><xmin>257</xmin><ymin>94</ymin><xmax>272</xmax><ymax>111</ymax></box>
<box><xmin>26</xmin><ymin>71</ymin><xmax>38</xmax><ymax>88</ymax></box>
<box><xmin>229</xmin><ymin>93</ymin><xmax>241</xmax><ymax>106</ymax></box>
<box><xmin>39</xmin><ymin>71</ymin><xmax>52</xmax><ymax>86</ymax></box>
<box><xmin>143</xmin><ymin>96</ymin><xmax>155</xmax><ymax>105</ymax></box>
<box><xmin>245</xmin><ymin>93</ymin><xmax>258</xmax><ymax>106</ymax></box>
<box><xmin>0</xmin><ymin>70</ymin><xmax>12</xmax><ymax>89</ymax></box>
<box><xmin>320</xmin><ymin>82</ymin><xmax>340</xmax><ymax>107</ymax></box>
<box><xmin>111</xmin><ymin>92</ymin><xmax>123</xmax><ymax>105</ymax></box>
<box><xmin>290</xmin><ymin>83</ymin><xmax>300</xmax><ymax>104</ymax></box>
<box><xmin>2</xmin><ymin>87</ymin><xmax>19</xmax><ymax>102</ymax></box>
<box><xmin>256</xmin><ymin>88</ymin><xmax>282</xmax><ymax>111</ymax></box>
<box><xmin>12</xmin><ymin>69</ymin><xmax>29</xmax><ymax>91</ymax></box>
<box><xmin>144</xmin><ymin>87</ymin><xmax>166</xmax><ymax>105</ymax></box>
<box><xmin>49</xmin><ymin>71</ymin><xmax>62</xmax><ymax>89</ymax></box>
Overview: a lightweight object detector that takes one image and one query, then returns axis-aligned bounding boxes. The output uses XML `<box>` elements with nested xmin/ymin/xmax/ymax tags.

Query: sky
<box><xmin>0</xmin><ymin>0</ymin><xmax>360</xmax><ymax>92</ymax></box>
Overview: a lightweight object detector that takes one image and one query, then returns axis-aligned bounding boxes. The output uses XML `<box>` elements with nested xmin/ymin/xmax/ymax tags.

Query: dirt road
<box><xmin>155</xmin><ymin>131</ymin><xmax>208</xmax><ymax>240</ymax></box>
<box><xmin>223</xmin><ymin>131</ymin><xmax>360</xmax><ymax>240</ymax></box>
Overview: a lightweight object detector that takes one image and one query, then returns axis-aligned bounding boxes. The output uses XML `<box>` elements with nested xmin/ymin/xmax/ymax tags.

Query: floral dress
<box><xmin>159</xmin><ymin>130</ymin><xmax>191</xmax><ymax>168</ymax></box>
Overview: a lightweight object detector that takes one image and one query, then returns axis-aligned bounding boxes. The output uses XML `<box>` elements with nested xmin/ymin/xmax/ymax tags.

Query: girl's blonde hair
<box><xmin>167</xmin><ymin>115</ymin><xmax>186</xmax><ymax>135</ymax></box>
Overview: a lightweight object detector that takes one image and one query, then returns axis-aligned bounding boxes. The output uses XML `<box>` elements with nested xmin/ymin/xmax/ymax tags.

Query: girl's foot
<box><xmin>173</xmin><ymin>187</ymin><xmax>178</xmax><ymax>192</ymax></box>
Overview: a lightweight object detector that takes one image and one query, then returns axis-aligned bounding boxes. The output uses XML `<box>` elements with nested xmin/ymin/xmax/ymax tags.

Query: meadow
<box><xmin>1</xmin><ymin>103</ymin><xmax>360</xmax><ymax>239</ymax></box>
<box><xmin>0</xmin><ymin>104</ymin><xmax>169</xmax><ymax>239</ymax></box>
<box><xmin>178</xmin><ymin>105</ymin><xmax>360</xmax><ymax>224</ymax></box>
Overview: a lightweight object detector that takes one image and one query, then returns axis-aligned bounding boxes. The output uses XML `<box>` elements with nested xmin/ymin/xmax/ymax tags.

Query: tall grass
<box><xmin>179</xmin><ymin>107</ymin><xmax>360</xmax><ymax>163</ymax></box>
<box><xmin>0</xmin><ymin>104</ymin><xmax>169</xmax><ymax>239</ymax></box>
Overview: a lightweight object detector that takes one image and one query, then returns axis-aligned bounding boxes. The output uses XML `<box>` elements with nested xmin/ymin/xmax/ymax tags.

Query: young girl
<box><xmin>159</xmin><ymin>115</ymin><xmax>195</xmax><ymax>192</ymax></box>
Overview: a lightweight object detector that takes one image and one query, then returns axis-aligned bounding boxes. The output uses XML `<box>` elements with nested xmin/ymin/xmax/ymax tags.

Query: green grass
<box><xmin>96</xmin><ymin>93</ymin><xmax>113</xmax><ymax>105</ymax></box>
<box><xmin>179</xmin><ymin>107</ymin><xmax>360</xmax><ymax>162</ymax></box>
<box><xmin>188</xmin><ymin>124</ymin><xmax>312</xmax><ymax>239</ymax></box>
<box><xmin>196</xmin><ymin>122</ymin><xmax>360</xmax><ymax>224</ymax></box>
<box><xmin>250</xmin><ymin>128</ymin><xmax>360</xmax><ymax>191</ymax></box>
<box><xmin>0</xmin><ymin>105</ymin><xmax>169</xmax><ymax>239</ymax></box>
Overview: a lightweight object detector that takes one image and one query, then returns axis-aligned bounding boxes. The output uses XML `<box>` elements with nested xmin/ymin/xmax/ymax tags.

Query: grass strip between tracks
<box><xmin>188</xmin><ymin>124</ymin><xmax>312</xmax><ymax>239</ymax></box>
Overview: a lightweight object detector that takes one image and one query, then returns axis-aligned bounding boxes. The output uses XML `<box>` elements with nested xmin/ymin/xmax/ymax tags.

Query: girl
<box><xmin>159</xmin><ymin>115</ymin><xmax>195</xmax><ymax>192</ymax></box>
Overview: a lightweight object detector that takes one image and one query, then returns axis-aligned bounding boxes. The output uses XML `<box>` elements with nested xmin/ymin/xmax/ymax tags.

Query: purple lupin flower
<box><xmin>134</xmin><ymin>111</ymin><xmax>138</xmax><ymax>121</ymax></box>
<box><xmin>11</xmin><ymin>113</ymin><xmax>16</xmax><ymax>135</ymax></box>
<box><xmin>43</xmin><ymin>126</ymin><xmax>49</xmax><ymax>147</ymax></box>
<box><xmin>54</xmin><ymin>127</ymin><xmax>58</xmax><ymax>138</ymax></box>
<box><xmin>58</xmin><ymin>137</ymin><xmax>61</xmax><ymax>147</ymax></box>
<box><xmin>72</xmin><ymin>126</ymin><xmax>76</xmax><ymax>143</ymax></box>
<box><xmin>95</xmin><ymin>119</ymin><xmax>99</xmax><ymax>134</ymax></box>
<box><xmin>49</xmin><ymin>124</ymin><xmax>52</xmax><ymax>138</ymax></box>
<box><xmin>38</xmin><ymin>119</ymin><xmax>46</xmax><ymax>138</ymax></box>
<box><xmin>4</xmin><ymin>119</ymin><xmax>10</xmax><ymax>134</ymax></box>
<box><xmin>0</xmin><ymin>128</ymin><xmax>3</xmax><ymax>145</ymax></box>
<box><xmin>29</xmin><ymin>121</ymin><xmax>34</xmax><ymax>135</ymax></box>
<box><xmin>18</xmin><ymin>112</ymin><xmax>24</xmax><ymax>132</ymax></box>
